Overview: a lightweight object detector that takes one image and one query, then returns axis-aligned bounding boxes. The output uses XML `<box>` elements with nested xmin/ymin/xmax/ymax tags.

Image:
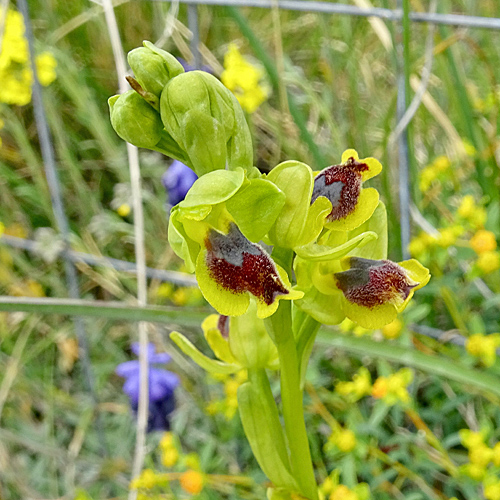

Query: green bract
<box><xmin>266</xmin><ymin>161</ymin><xmax>332</xmax><ymax>249</ymax></box>
<box><xmin>160</xmin><ymin>71</ymin><xmax>253</xmax><ymax>176</ymax></box>
<box><xmin>127</xmin><ymin>40</ymin><xmax>184</xmax><ymax>98</ymax></box>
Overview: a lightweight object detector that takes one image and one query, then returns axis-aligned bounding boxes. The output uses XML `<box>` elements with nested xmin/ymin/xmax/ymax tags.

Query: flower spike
<box><xmin>312</xmin><ymin>149</ymin><xmax>382</xmax><ymax>231</ymax></box>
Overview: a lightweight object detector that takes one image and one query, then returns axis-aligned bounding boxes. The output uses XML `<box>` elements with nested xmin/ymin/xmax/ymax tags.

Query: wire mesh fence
<box><xmin>3</xmin><ymin>0</ymin><xmax>500</xmax><ymax>497</ymax></box>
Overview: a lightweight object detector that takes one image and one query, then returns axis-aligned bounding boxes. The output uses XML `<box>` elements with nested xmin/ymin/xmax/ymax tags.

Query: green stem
<box><xmin>269</xmin><ymin>301</ymin><xmax>318</xmax><ymax>500</ymax></box>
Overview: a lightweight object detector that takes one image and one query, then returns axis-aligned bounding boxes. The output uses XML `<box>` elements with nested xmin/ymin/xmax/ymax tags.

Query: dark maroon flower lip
<box><xmin>205</xmin><ymin>223</ymin><xmax>289</xmax><ymax>306</ymax></box>
<box><xmin>311</xmin><ymin>157</ymin><xmax>369</xmax><ymax>222</ymax></box>
<box><xmin>334</xmin><ymin>257</ymin><xmax>417</xmax><ymax>309</ymax></box>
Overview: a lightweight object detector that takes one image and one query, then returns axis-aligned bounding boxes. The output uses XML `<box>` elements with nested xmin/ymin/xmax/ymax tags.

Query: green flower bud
<box><xmin>127</xmin><ymin>40</ymin><xmax>184</xmax><ymax>98</ymax></box>
<box><xmin>109</xmin><ymin>90</ymin><xmax>163</xmax><ymax>149</ymax></box>
<box><xmin>160</xmin><ymin>70</ymin><xmax>253</xmax><ymax>176</ymax></box>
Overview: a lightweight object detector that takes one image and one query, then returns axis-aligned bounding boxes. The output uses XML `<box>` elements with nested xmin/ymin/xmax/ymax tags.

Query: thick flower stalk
<box><xmin>109</xmin><ymin>43</ymin><xmax>431</xmax><ymax>500</ymax></box>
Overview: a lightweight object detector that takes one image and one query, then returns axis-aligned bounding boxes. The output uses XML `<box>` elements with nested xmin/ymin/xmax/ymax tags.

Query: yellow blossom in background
<box><xmin>470</xmin><ymin>230</ymin><xmax>497</xmax><ymax>254</ymax></box>
<box><xmin>326</xmin><ymin>428</ymin><xmax>357</xmax><ymax>453</ymax></box>
<box><xmin>221</xmin><ymin>44</ymin><xmax>269</xmax><ymax>113</ymax></box>
<box><xmin>179</xmin><ymin>469</ymin><xmax>204</xmax><ymax>495</ymax></box>
<box><xmin>0</xmin><ymin>222</ymin><xmax>4</xmax><ymax>237</ymax></box>
<box><xmin>36</xmin><ymin>52</ymin><xmax>57</xmax><ymax>86</ymax></box>
<box><xmin>459</xmin><ymin>429</ymin><xmax>486</xmax><ymax>450</ymax></box>
<box><xmin>330</xmin><ymin>485</ymin><xmax>357</xmax><ymax>500</ymax></box>
<box><xmin>156</xmin><ymin>282</ymin><xmax>174</xmax><ymax>299</ymax></box>
<box><xmin>0</xmin><ymin>8</ymin><xmax>57</xmax><ymax>106</ymax></box>
<box><xmin>466</xmin><ymin>333</ymin><xmax>500</xmax><ymax>367</ymax></box>
<box><xmin>206</xmin><ymin>370</ymin><xmax>247</xmax><ymax>420</ymax></box>
<box><xmin>469</xmin><ymin>444</ymin><xmax>493</xmax><ymax>468</ymax></box>
<box><xmin>335</xmin><ymin>367</ymin><xmax>372</xmax><ymax>402</ymax></box>
<box><xmin>117</xmin><ymin>203</ymin><xmax>131</xmax><ymax>217</ymax></box>
<box><xmin>434</xmin><ymin>155</ymin><xmax>451</xmax><ymax>172</ymax></box>
<box><xmin>485</xmin><ymin>479</ymin><xmax>500</xmax><ymax>500</ymax></box>
<box><xmin>381</xmin><ymin>318</ymin><xmax>403</xmax><ymax>339</ymax></box>
<box><xmin>477</xmin><ymin>251</ymin><xmax>500</xmax><ymax>274</ymax></box>
<box><xmin>371</xmin><ymin>368</ymin><xmax>413</xmax><ymax>405</ymax></box>
<box><xmin>130</xmin><ymin>468</ymin><xmax>168</xmax><ymax>490</ymax></box>
<box><xmin>458</xmin><ymin>195</ymin><xmax>487</xmax><ymax>228</ymax></box>
<box><xmin>159</xmin><ymin>432</ymin><xmax>179</xmax><ymax>468</ymax></box>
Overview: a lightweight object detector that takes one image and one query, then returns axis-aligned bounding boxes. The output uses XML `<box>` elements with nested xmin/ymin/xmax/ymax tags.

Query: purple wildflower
<box><xmin>115</xmin><ymin>343</ymin><xmax>180</xmax><ymax>432</ymax></box>
<box><xmin>162</xmin><ymin>160</ymin><xmax>198</xmax><ymax>206</ymax></box>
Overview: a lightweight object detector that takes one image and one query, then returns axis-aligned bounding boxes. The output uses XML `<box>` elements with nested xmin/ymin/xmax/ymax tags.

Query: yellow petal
<box><xmin>325</xmin><ymin>188</ymin><xmax>379</xmax><ymax>232</ymax></box>
<box><xmin>342</xmin><ymin>300</ymin><xmax>398</xmax><ymax>329</ymax></box>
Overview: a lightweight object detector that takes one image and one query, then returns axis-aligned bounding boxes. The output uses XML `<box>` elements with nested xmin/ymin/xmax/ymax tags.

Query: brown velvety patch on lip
<box><xmin>335</xmin><ymin>258</ymin><xmax>417</xmax><ymax>309</ymax></box>
<box><xmin>205</xmin><ymin>223</ymin><xmax>288</xmax><ymax>306</ymax></box>
<box><xmin>312</xmin><ymin>157</ymin><xmax>369</xmax><ymax>221</ymax></box>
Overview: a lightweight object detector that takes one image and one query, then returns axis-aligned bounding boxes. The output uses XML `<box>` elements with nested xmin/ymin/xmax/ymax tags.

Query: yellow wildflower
<box><xmin>0</xmin><ymin>8</ymin><xmax>56</xmax><ymax>105</ymax></box>
<box><xmin>493</xmin><ymin>442</ymin><xmax>500</xmax><ymax>466</ymax></box>
<box><xmin>458</xmin><ymin>195</ymin><xmax>487</xmax><ymax>228</ymax></box>
<box><xmin>172</xmin><ymin>288</ymin><xmax>190</xmax><ymax>306</ymax></box>
<box><xmin>156</xmin><ymin>282</ymin><xmax>174</xmax><ymax>299</ymax></box>
<box><xmin>437</xmin><ymin>228</ymin><xmax>457</xmax><ymax>248</ymax></box>
<box><xmin>459</xmin><ymin>429</ymin><xmax>486</xmax><ymax>450</ymax></box>
<box><xmin>485</xmin><ymin>480</ymin><xmax>500</xmax><ymax>500</ymax></box>
<box><xmin>330</xmin><ymin>485</ymin><xmax>357</xmax><ymax>500</ymax></box>
<box><xmin>382</xmin><ymin>318</ymin><xmax>403</xmax><ymax>339</ymax></box>
<box><xmin>419</xmin><ymin>166</ymin><xmax>437</xmax><ymax>192</ymax></box>
<box><xmin>179</xmin><ymin>470</ymin><xmax>204</xmax><ymax>495</ymax></box>
<box><xmin>469</xmin><ymin>444</ymin><xmax>493</xmax><ymax>468</ymax></box>
<box><xmin>117</xmin><ymin>203</ymin><xmax>131</xmax><ymax>217</ymax></box>
<box><xmin>35</xmin><ymin>52</ymin><xmax>57</xmax><ymax>86</ymax></box>
<box><xmin>477</xmin><ymin>251</ymin><xmax>500</xmax><ymax>274</ymax></box>
<box><xmin>335</xmin><ymin>367</ymin><xmax>371</xmax><ymax>402</ymax></box>
<box><xmin>130</xmin><ymin>468</ymin><xmax>166</xmax><ymax>490</ymax></box>
<box><xmin>371</xmin><ymin>368</ymin><xmax>413</xmax><ymax>405</ymax></box>
<box><xmin>466</xmin><ymin>333</ymin><xmax>500</xmax><ymax>367</ymax></box>
<box><xmin>221</xmin><ymin>44</ymin><xmax>269</xmax><ymax>114</ymax></box>
<box><xmin>461</xmin><ymin>463</ymin><xmax>486</xmax><ymax>481</ymax></box>
<box><xmin>327</xmin><ymin>428</ymin><xmax>357</xmax><ymax>453</ymax></box>
<box><xmin>470</xmin><ymin>230</ymin><xmax>497</xmax><ymax>254</ymax></box>
<box><xmin>433</xmin><ymin>155</ymin><xmax>451</xmax><ymax>172</ymax></box>
<box><xmin>161</xmin><ymin>447</ymin><xmax>179</xmax><ymax>468</ymax></box>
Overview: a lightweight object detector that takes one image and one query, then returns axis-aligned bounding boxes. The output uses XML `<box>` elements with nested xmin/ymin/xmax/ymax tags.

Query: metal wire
<box><xmin>157</xmin><ymin>0</ymin><xmax>500</xmax><ymax>31</ymax></box>
<box><xmin>0</xmin><ymin>235</ymin><xmax>198</xmax><ymax>287</ymax></box>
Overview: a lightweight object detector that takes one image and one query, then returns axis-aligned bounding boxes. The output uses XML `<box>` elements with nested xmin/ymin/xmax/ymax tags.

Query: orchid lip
<box><xmin>335</xmin><ymin>258</ymin><xmax>418</xmax><ymax>309</ymax></box>
<box><xmin>311</xmin><ymin>157</ymin><xmax>369</xmax><ymax>222</ymax></box>
<box><xmin>205</xmin><ymin>223</ymin><xmax>289</xmax><ymax>306</ymax></box>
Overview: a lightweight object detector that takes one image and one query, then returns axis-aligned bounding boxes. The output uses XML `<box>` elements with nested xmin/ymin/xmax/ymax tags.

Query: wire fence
<box><xmin>4</xmin><ymin>0</ymin><xmax>500</xmax><ymax>492</ymax></box>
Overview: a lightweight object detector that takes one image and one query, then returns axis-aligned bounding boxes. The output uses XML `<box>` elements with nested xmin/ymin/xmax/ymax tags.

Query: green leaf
<box><xmin>238</xmin><ymin>370</ymin><xmax>297</xmax><ymax>491</ymax></box>
<box><xmin>226</xmin><ymin>178</ymin><xmax>286</xmax><ymax>242</ymax></box>
<box><xmin>0</xmin><ymin>297</ymin><xmax>205</xmax><ymax>326</ymax></box>
<box><xmin>170</xmin><ymin>332</ymin><xmax>239</xmax><ymax>374</ymax></box>
<box><xmin>316</xmin><ymin>330</ymin><xmax>500</xmax><ymax>398</ymax></box>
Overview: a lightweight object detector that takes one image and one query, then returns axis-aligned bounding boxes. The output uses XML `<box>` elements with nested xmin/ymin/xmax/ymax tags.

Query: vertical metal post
<box><xmin>396</xmin><ymin>0</ymin><xmax>411</xmax><ymax>260</ymax></box>
<box><xmin>188</xmin><ymin>4</ymin><xmax>201</xmax><ymax>68</ymax></box>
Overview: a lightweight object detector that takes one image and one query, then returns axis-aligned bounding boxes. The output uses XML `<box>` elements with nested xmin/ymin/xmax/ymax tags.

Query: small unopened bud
<box><xmin>127</xmin><ymin>40</ymin><xmax>184</xmax><ymax>97</ymax></box>
<box><xmin>109</xmin><ymin>90</ymin><xmax>163</xmax><ymax>149</ymax></box>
